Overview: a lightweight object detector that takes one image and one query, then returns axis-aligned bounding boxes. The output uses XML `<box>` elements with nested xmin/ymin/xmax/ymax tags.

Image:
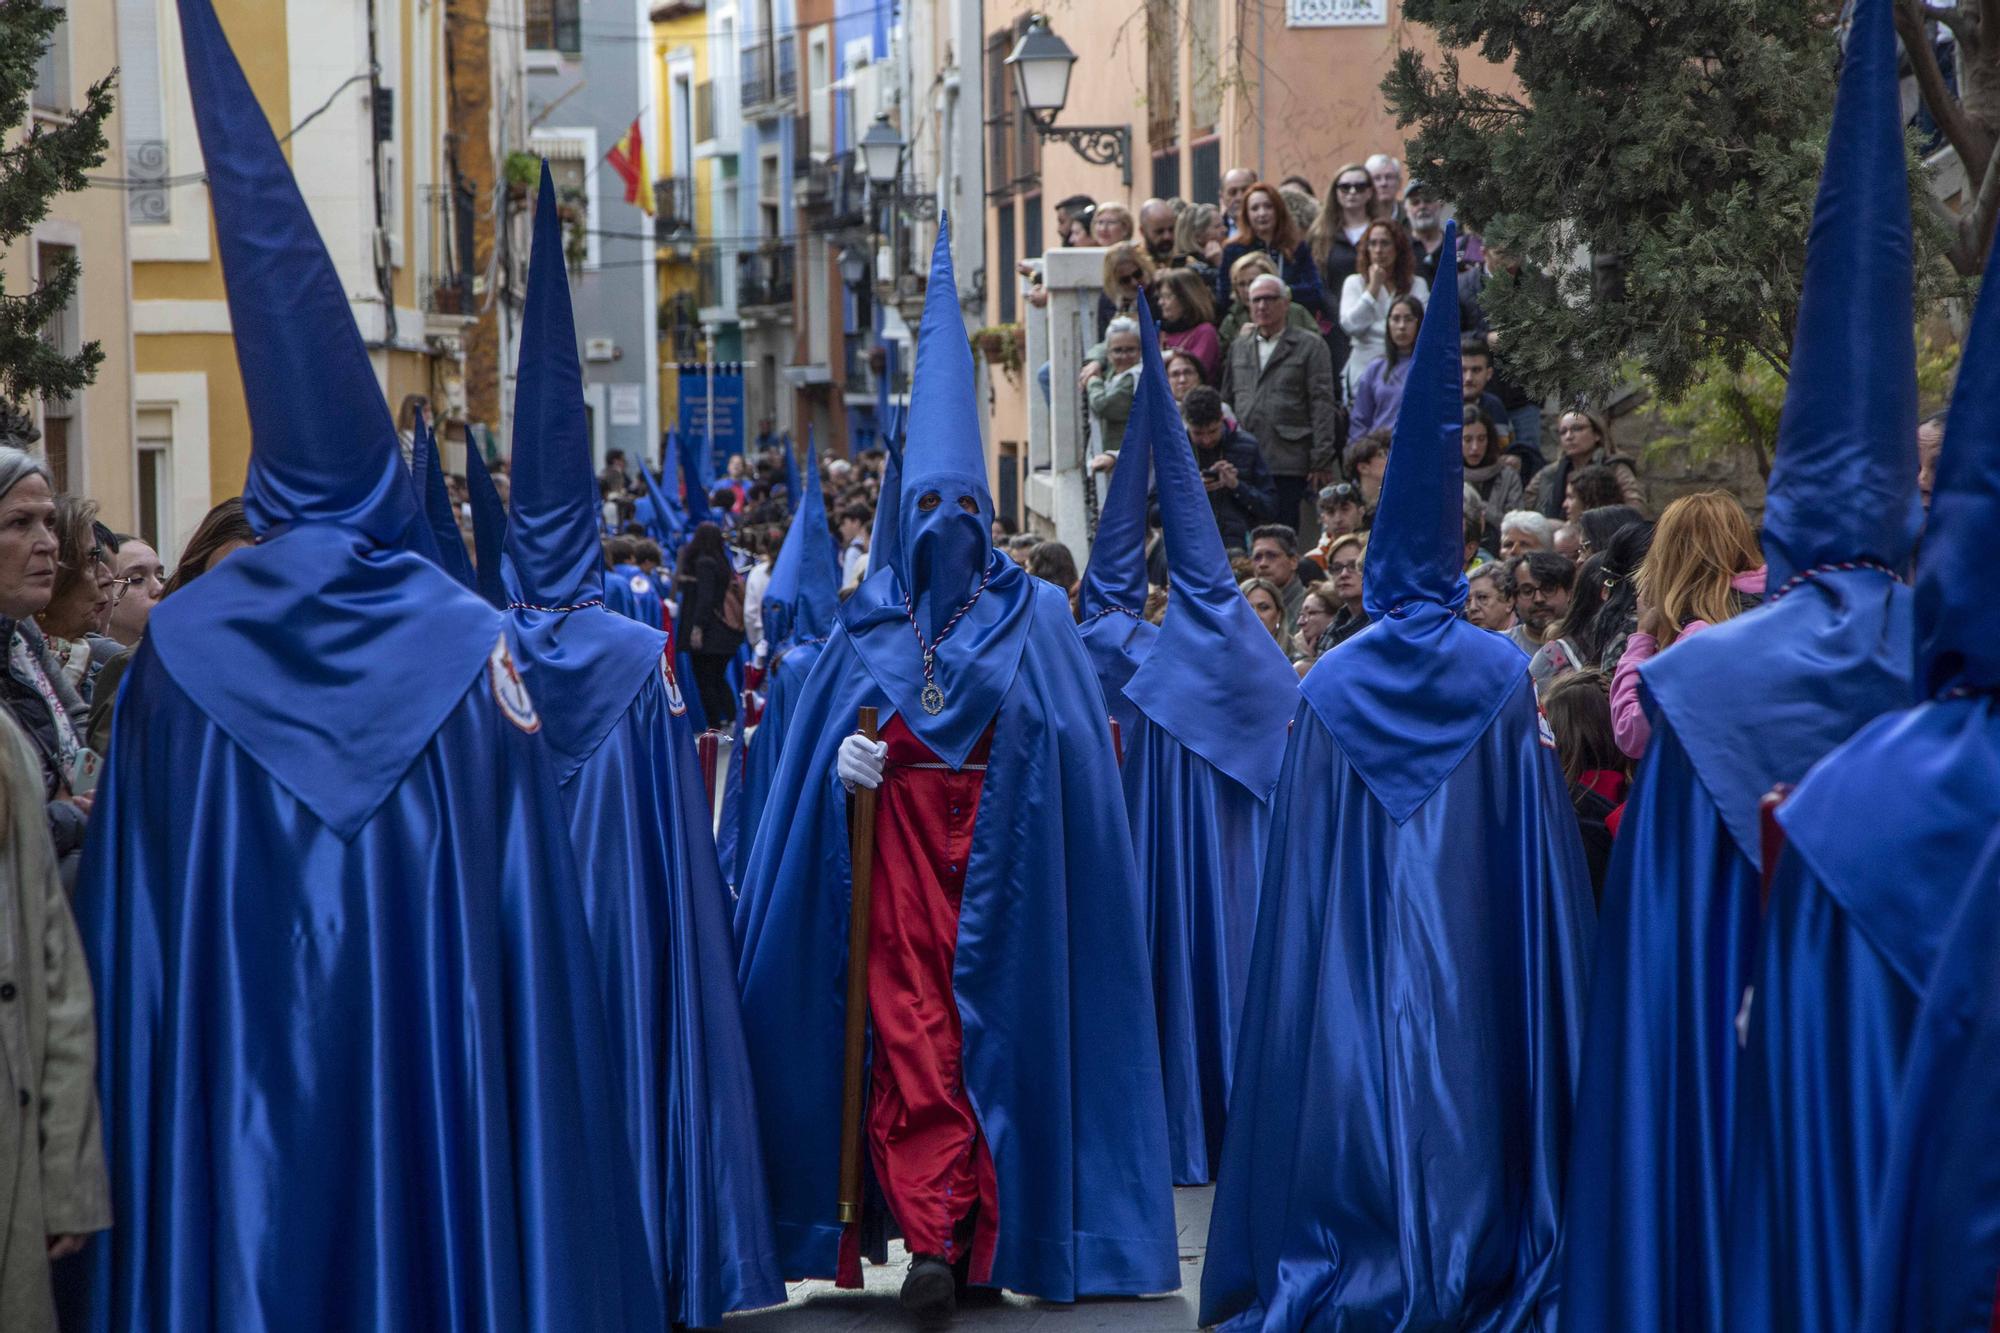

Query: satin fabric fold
<box><xmin>1122</xmin><ymin>713</ymin><xmax>1266</xmax><ymax>1185</ymax></box>
<box><xmin>733</xmin><ymin>578</ymin><xmax>1180</xmax><ymax>1301</ymax></box>
<box><xmin>1857</xmin><ymin>831</ymin><xmax>2000</xmax><ymax>1333</ymax></box>
<box><xmin>553</xmin><ymin>670</ymin><xmax>785</xmax><ymax>1325</ymax></box>
<box><xmin>1201</xmin><ymin>684</ymin><xmax>1593</xmax><ymax>1331</ymax></box>
<box><xmin>74</xmin><ymin>647</ymin><xmax>660</xmax><ymax>1331</ymax></box>
<box><xmin>1561</xmin><ymin>719</ymin><xmax>1761</xmax><ymax>1332</ymax></box>
<box><xmin>732</xmin><ymin>633</ymin><xmax>828</xmax><ymax>892</ymax></box>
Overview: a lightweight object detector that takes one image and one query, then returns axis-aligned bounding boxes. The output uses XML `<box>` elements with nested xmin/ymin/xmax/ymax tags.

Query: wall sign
<box><xmin>1287</xmin><ymin>0</ymin><xmax>1388</xmax><ymax>26</ymax></box>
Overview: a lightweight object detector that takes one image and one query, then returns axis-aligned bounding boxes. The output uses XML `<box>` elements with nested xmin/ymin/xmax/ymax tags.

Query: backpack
<box><xmin>720</xmin><ymin>574</ymin><xmax>745</xmax><ymax>633</ymax></box>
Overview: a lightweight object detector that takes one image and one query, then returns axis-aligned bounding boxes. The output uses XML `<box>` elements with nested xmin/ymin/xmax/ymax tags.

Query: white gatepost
<box><xmin>1020</xmin><ymin>245</ymin><xmax>1103</xmax><ymax>556</ymax></box>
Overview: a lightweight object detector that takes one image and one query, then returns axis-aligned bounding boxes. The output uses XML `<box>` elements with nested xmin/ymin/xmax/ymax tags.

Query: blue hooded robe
<box><xmin>71</xmin><ymin>7</ymin><xmax>658</xmax><ymax>1327</ymax></box>
<box><xmin>462</xmin><ymin>441</ymin><xmax>509</xmax><ymax>609</ymax></box>
<box><xmin>1855</xmin><ymin>831</ymin><xmax>2000</xmax><ymax>1333</ymax></box>
<box><xmin>1201</xmin><ymin>222</ymin><xmax>1595</xmax><ymax>1332</ymax></box>
<box><xmin>1562</xmin><ymin>2</ymin><xmax>1922</xmax><ymax>1325</ymax></box>
<box><xmin>732</xmin><ymin>436</ymin><xmax>840</xmax><ymax>892</ymax></box>
<box><xmin>1077</xmin><ymin>296</ymin><xmax>1298</xmax><ymax>1187</ymax></box>
<box><xmin>731</xmin><ymin>222</ymin><xmax>1180</xmax><ymax>1301</ymax></box>
<box><xmin>498</xmin><ymin>170</ymin><xmax>784</xmax><ymax>1328</ymax></box>
<box><xmin>411</xmin><ymin>409</ymin><xmax>477</xmax><ymax>588</ymax></box>
<box><xmin>1727</xmin><ymin>152</ymin><xmax>2000</xmax><ymax>1332</ymax></box>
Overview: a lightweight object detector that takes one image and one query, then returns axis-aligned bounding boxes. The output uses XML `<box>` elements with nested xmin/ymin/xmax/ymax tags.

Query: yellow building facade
<box><xmin>652</xmin><ymin>1</ymin><xmax>718</xmax><ymax>439</ymax></box>
<box><xmin>125</xmin><ymin>0</ymin><xmax>471</xmax><ymax>555</ymax></box>
<box><xmin>0</xmin><ymin>0</ymin><xmax>135</xmax><ymax>530</ymax></box>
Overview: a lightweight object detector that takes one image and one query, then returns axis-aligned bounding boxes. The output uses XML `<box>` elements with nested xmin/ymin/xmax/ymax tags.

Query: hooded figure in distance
<box><xmin>1200</xmin><ymin>220</ymin><xmax>1595</xmax><ymax>1333</ymax></box>
<box><xmin>71</xmin><ymin>4</ymin><xmax>658</xmax><ymax>1327</ymax></box>
<box><xmin>732</xmin><ymin>222</ymin><xmax>1179</xmax><ymax>1323</ymax></box>
<box><xmin>1076</xmin><ymin>295</ymin><xmax>1298</xmax><ymax>1186</ymax></box>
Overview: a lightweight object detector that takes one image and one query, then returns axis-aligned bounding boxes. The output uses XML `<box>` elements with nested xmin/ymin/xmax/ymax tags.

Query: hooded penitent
<box><xmin>499</xmin><ymin>165</ymin><xmax>783</xmax><ymax>1327</ymax></box>
<box><xmin>72</xmin><ymin>4</ymin><xmax>659</xmax><ymax>1328</ymax></box>
<box><xmin>731</xmin><ymin>433</ymin><xmax>840</xmax><ymax>890</ymax></box>
<box><xmin>731</xmin><ymin>219</ymin><xmax>1179</xmax><ymax>1301</ymax></box>
<box><xmin>411</xmin><ymin>411</ymin><xmax>476</xmax><ymax>588</ymax></box>
<box><xmin>1200</xmin><ymin>220</ymin><xmax>1595</xmax><ymax>1332</ymax></box>
<box><xmin>1730</xmin><ymin>33</ymin><xmax>2000</xmax><ymax>1318</ymax></box>
<box><xmin>1564</xmin><ymin>2</ymin><xmax>1922</xmax><ymax>1326</ymax></box>
<box><xmin>1080</xmin><ymin>295</ymin><xmax>1298</xmax><ymax>1186</ymax></box>
<box><xmin>635</xmin><ymin>451</ymin><xmax>684</xmax><ymax>551</ymax></box>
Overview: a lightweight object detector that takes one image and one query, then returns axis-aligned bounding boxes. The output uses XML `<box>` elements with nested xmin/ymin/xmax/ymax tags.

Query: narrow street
<box><xmin>730</xmin><ymin>1188</ymin><xmax>1214</xmax><ymax>1331</ymax></box>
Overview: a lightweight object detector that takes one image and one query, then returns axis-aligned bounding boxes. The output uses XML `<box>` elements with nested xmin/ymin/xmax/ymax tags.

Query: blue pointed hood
<box><xmin>783</xmin><ymin>437</ymin><xmax>803</xmax><ymax>514</ymax></box>
<box><xmin>1762</xmin><ymin>0</ymin><xmax>1922</xmax><ymax>587</ymax></box>
<box><xmin>398</xmin><ymin>441</ymin><xmax>445</xmax><ymax>566</ymax></box>
<box><xmin>175</xmin><ymin>0</ymin><xmax>414</xmax><ymax>544</ymax></box>
<box><xmin>1123</xmin><ymin>295</ymin><xmax>1298</xmax><ymax>799</ymax></box>
<box><xmin>869</xmin><ymin>430</ymin><xmax>903</xmax><ymax>578</ymax></box>
<box><xmin>413</xmin><ymin>411</ymin><xmax>476</xmax><ymax>587</ymax></box>
<box><xmin>1365</xmin><ymin>220</ymin><xmax>1465</xmax><ymax>619</ymax></box>
<box><xmin>463</xmin><ymin>441</ymin><xmax>509</xmax><ymax>609</ymax></box>
<box><xmin>762</xmin><ymin>435</ymin><xmax>840</xmax><ymax>650</ymax></box>
<box><xmin>678</xmin><ymin>430</ymin><xmax>716</xmax><ymax>525</ymax></box>
<box><xmin>1918</xmin><ymin>238</ymin><xmax>2000</xmax><ymax>699</ymax></box>
<box><xmin>504</xmin><ymin>167</ymin><xmax>604</xmax><ymax>609</ymax></box>
<box><xmin>1301</xmin><ymin>220</ymin><xmax>1532</xmax><ymax>823</ymax></box>
<box><xmin>1076</xmin><ymin>304</ymin><xmax>1158</xmax><ymax>740</ymax></box>
<box><xmin>896</xmin><ymin>218</ymin><xmax>996</xmax><ymax>639</ymax></box>
<box><xmin>499</xmin><ymin>161</ymin><xmax>668</xmax><ymax>783</ymax></box>
<box><xmin>634</xmin><ymin>453</ymin><xmax>682</xmax><ymax>547</ymax></box>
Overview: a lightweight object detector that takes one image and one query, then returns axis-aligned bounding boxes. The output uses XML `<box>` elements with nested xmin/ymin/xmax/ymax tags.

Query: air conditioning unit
<box><xmin>584</xmin><ymin>337</ymin><xmax>618</xmax><ymax>363</ymax></box>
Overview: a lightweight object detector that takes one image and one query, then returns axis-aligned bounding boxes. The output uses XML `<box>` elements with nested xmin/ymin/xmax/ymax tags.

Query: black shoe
<box><xmin>901</xmin><ymin>1254</ymin><xmax>957</xmax><ymax>1323</ymax></box>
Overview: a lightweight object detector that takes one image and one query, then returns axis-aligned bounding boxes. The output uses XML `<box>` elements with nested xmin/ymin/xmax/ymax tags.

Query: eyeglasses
<box><xmin>1248</xmin><ymin>294</ymin><xmax>1283</xmax><ymax>305</ymax></box>
<box><xmin>1327</xmin><ymin>560</ymin><xmax>1361</xmax><ymax>575</ymax></box>
<box><xmin>1336</xmin><ymin>180</ymin><xmax>1371</xmax><ymax>193</ymax></box>
<box><xmin>1521</xmin><ymin>584</ymin><xmax>1559</xmax><ymax>601</ymax></box>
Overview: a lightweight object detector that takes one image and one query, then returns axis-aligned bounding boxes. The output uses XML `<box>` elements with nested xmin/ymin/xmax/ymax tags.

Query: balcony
<box><xmin>740</xmin><ymin>37</ymin><xmax>797</xmax><ymax>119</ymax></box>
<box><xmin>737</xmin><ymin>245</ymin><xmax>794</xmax><ymax>311</ymax></box>
<box><xmin>800</xmin><ymin>153</ymin><xmax>865</xmax><ymax>230</ymax></box>
<box><xmin>652</xmin><ymin>176</ymin><xmax>697</xmax><ymax>245</ymax></box>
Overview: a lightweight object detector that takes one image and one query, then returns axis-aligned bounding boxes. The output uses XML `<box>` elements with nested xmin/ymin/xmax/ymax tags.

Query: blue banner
<box><xmin>676</xmin><ymin>361</ymin><xmax>746</xmax><ymax>476</ymax></box>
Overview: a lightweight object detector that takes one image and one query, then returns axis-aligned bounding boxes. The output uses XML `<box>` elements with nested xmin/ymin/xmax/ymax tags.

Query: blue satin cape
<box><xmin>1729</xmin><ymin>694</ymin><xmax>2000</xmax><ymax>1333</ymax></box>
<box><xmin>731</xmin><ymin>566</ymin><xmax>1181</xmax><ymax>1301</ymax></box>
<box><xmin>1563</xmin><ymin>575</ymin><xmax>1911</xmax><ymax>1333</ymax></box>
<box><xmin>732</xmin><ymin>633</ymin><xmax>828</xmax><ymax>893</ymax></box>
<box><xmin>1200</xmin><ymin>683</ymin><xmax>1594</xmax><ymax>1331</ymax></box>
<box><xmin>74</xmin><ymin>597</ymin><xmax>659</xmax><ymax>1330</ymax></box>
<box><xmin>1856</xmin><ymin>831</ymin><xmax>2000</xmax><ymax>1333</ymax></box>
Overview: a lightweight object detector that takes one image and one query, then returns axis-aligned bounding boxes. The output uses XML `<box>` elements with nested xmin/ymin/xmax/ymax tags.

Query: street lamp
<box><xmin>1005</xmin><ymin>15</ymin><xmax>1132</xmax><ymax>187</ymax></box>
<box><xmin>858</xmin><ymin>113</ymin><xmax>904</xmax><ymax>187</ymax></box>
<box><xmin>838</xmin><ymin>243</ymin><xmax>869</xmax><ymax>291</ymax></box>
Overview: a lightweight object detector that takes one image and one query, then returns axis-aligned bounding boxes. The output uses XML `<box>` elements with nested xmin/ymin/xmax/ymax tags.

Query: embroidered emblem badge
<box><xmin>489</xmin><ymin>636</ymin><xmax>541</xmax><ymax>732</ymax></box>
<box><xmin>630</xmin><ymin>573</ymin><xmax>652</xmax><ymax>595</ymax></box>
<box><xmin>1537</xmin><ymin>710</ymin><xmax>1558</xmax><ymax>750</ymax></box>
<box><xmin>662</xmin><ymin>650</ymin><xmax>687</xmax><ymax>716</ymax></box>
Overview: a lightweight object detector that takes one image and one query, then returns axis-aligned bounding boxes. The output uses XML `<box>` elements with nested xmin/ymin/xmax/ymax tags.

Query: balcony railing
<box><xmin>740</xmin><ymin>37</ymin><xmax>797</xmax><ymax>117</ymax></box>
<box><xmin>801</xmin><ymin>152</ymin><xmax>865</xmax><ymax>229</ymax></box>
<box><xmin>737</xmin><ymin>245</ymin><xmax>795</xmax><ymax>310</ymax></box>
<box><xmin>652</xmin><ymin>176</ymin><xmax>697</xmax><ymax>243</ymax></box>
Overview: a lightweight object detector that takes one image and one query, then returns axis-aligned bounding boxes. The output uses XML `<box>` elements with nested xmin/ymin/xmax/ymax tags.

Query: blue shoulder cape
<box><xmin>1562</xmin><ymin>573</ymin><xmax>1911</xmax><ymax>1333</ymax></box>
<box><xmin>731</xmin><ymin>569</ymin><xmax>1180</xmax><ymax>1302</ymax></box>
<box><xmin>1200</xmin><ymin>682</ymin><xmax>1594</xmax><ymax>1331</ymax></box>
<box><xmin>74</xmin><ymin>605</ymin><xmax>660</xmax><ymax>1331</ymax></box>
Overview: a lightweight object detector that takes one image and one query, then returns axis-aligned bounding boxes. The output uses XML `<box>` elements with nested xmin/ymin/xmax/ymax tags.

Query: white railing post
<box><xmin>1023</xmin><ymin>245</ymin><xmax>1103</xmax><ymax>556</ymax></box>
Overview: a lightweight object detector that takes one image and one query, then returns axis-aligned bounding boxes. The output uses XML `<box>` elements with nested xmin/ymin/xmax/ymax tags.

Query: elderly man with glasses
<box><xmin>1220</xmin><ymin>274</ymin><xmax>1342</xmax><ymax>536</ymax></box>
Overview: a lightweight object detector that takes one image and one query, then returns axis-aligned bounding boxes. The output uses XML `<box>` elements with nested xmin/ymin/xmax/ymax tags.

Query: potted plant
<box><xmin>503</xmin><ymin>151</ymin><xmax>540</xmax><ymax>202</ymax></box>
<box><xmin>969</xmin><ymin>324</ymin><xmax>1024</xmax><ymax>382</ymax></box>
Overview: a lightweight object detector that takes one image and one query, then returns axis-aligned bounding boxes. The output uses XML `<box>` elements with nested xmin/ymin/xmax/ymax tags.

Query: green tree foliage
<box><xmin>1382</xmin><ymin>0</ymin><xmax>1950</xmax><ymax>411</ymax></box>
<box><xmin>0</xmin><ymin>0</ymin><xmax>115</xmax><ymax>422</ymax></box>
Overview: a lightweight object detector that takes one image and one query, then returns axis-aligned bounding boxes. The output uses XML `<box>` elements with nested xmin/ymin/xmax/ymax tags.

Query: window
<box><xmin>117</xmin><ymin>0</ymin><xmax>169</xmax><ymax>224</ymax></box>
<box><xmin>1146</xmin><ymin>0</ymin><xmax>1179</xmax><ymax>150</ymax></box>
<box><xmin>1190</xmin><ymin>137</ymin><xmax>1221</xmax><ymax>205</ymax></box>
<box><xmin>1022</xmin><ymin>191</ymin><xmax>1042</xmax><ymax>261</ymax></box>
<box><xmin>808</xmin><ymin>30</ymin><xmax>832</xmax><ymax>157</ymax></box>
<box><xmin>36</xmin><ymin>242</ymin><xmax>78</xmax><ymax>492</ymax></box>
<box><xmin>524</xmin><ymin>0</ymin><xmax>581</xmax><ymax>54</ymax></box>
<box><xmin>31</xmin><ymin>6</ymin><xmax>68</xmax><ymax>113</ymax></box>
<box><xmin>136</xmin><ymin>408</ymin><xmax>174</xmax><ymax>550</ymax></box>
<box><xmin>1152</xmin><ymin>150</ymin><xmax>1181</xmax><ymax>203</ymax></box>
<box><xmin>985</xmin><ymin>31</ymin><xmax>1010</xmax><ymax>197</ymax></box>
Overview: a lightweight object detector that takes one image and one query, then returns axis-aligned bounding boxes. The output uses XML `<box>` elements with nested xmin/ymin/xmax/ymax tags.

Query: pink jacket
<box><xmin>1610</xmin><ymin>567</ymin><xmax>1768</xmax><ymax>758</ymax></box>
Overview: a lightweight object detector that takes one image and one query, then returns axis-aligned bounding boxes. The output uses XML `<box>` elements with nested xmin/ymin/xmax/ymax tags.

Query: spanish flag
<box><xmin>607</xmin><ymin>117</ymin><xmax>655</xmax><ymax>215</ymax></box>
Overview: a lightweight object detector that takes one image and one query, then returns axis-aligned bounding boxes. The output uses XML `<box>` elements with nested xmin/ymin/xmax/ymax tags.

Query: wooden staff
<box><xmin>837</xmin><ymin>706</ymin><xmax>881</xmax><ymax>1224</ymax></box>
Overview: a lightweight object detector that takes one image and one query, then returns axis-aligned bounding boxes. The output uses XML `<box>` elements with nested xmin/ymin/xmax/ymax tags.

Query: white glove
<box><xmin>837</xmin><ymin>733</ymin><xmax>888</xmax><ymax>792</ymax></box>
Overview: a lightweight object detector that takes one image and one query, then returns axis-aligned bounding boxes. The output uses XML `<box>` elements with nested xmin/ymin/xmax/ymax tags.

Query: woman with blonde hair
<box><xmin>1174</xmin><ymin>201</ymin><xmax>1227</xmax><ymax>275</ymax></box>
<box><xmin>1608</xmin><ymin>490</ymin><xmax>1766</xmax><ymax>757</ymax></box>
<box><xmin>1240</xmin><ymin>577</ymin><xmax>1295</xmax><ymax>657</ymax></box>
